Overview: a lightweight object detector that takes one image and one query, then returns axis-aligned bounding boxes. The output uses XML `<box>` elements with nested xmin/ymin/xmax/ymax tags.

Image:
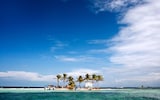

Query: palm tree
<box><xmin>67</xmin><ymin>76</ymin><xmax>75</xmax><ymax>89</ymax></box>
<box><xmin>97</xmin><ymin>75</ymin><xmax>103</xmax><ymax>81</ymax></box>
<box><xmin>62</xmin><ymin>73</ymin><xmax>67</xmax><ymax>88</ymax></box>
<box><xmin>92</xmin><ymin>74</ymin><xmax>97</xmax><ymax>82</ymax></box>
<box><xmin>85</xmin><ymin>73</ymin><xmax>90</xmax><ymax>82</ymax></box>
<box><xmin>96</xmin><ymin>75</ymin><xmax>103</xmax><ymax>89</ymax></box>
<box><xmin>92</xmin><ymin>74</ymin><xmax>97</xmax><ymax>88</ymax></box>
<box><xmin>68</xmin><ymin>80</ymin><xmax>75</xmax><ymax>90</ymax></box>
<box><xmin>56</xmin><ymin>74</ymin><xmax>61</xmax><ymax>87</ymax></box>
<box><xmin>68</xmin><ymin>76</ymin><xmax>74</xmax><ymax>82</ymax></box>
<box><xmin>77</xmin><ymin>75</ymin><xmax>84</xmax><ymax>88</ymax></box>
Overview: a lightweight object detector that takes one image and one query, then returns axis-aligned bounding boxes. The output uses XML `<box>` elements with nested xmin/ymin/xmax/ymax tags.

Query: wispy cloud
<box><xmin>102</xmin><ymin>66</ymin><xmax>160</xmax><ymax>86</ymax></box>
<box><xmin>88</xmin><ymin>39</ymin><xmax>108</xmax><ymax>44</ymax></box>
<box><xmin>0</xmin><ymin>71</ymin><xmax>55</xmax><ymax>82</ymax></box>
<box><xmin>90</xmin><ymin>0</ymin><xmax>144</xmax><ymax>13</ymax></box>
<box><xmin>88</xmin><ymin>48</ymin><xmax>109</xmax><ymax>53</ymax></box>
<box><xmin>87</xmin><ymin>39</ymin><xmax>112</xmax><ymax>53</ymax></box>
<box><xmin>50</xmin><ymin>40</ymin><xmax>68</xmax><ymax>52</ymax></box>
<box><xmin>110</xmin><ymin>0</ymin><xmax>160</xmax><ymax>68</ymax></box>
<box><xmin>67</xmin><ymin>51</ymin><xmax>78</xmax><ymax>54</ymax></box>
<box><xmin>54</xmin><ymin>55</ymin><xmax>100</xmax><ymax>62</ymax></box>
<box><xmin>89</xmin><ymin>0</ymin><xmax>160</xmax><ymax>86</ymax></box>
<box><xmin>55</xmin><ymin>56</ymin><xmax>78</xmax><ymax>62</ymax></box>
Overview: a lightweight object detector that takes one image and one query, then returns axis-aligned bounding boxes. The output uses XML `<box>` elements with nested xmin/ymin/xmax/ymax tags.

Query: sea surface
<box><xmin>0</xmin><ymin>88</ymin><xmax>160</xmax><ymax>100</ymax></box>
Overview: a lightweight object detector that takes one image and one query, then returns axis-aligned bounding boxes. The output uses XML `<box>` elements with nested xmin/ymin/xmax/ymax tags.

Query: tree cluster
<box><xmin>56</xmin><ymin>73</ymin><xmax>103</xmax><ymax>89</ymax></box>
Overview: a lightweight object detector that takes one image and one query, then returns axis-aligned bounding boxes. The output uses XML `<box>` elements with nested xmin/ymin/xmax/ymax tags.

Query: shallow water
<box><xmin>0</xmin><ymin>89</ymin><xmax>160</xmax><ymax>100</ymax></box>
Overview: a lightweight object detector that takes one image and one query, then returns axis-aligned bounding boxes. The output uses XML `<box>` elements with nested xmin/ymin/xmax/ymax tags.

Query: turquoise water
<box><xmin>0</xmin><ymin>89</ymin><xmax>160</xmax><ymax>100</ymax></box>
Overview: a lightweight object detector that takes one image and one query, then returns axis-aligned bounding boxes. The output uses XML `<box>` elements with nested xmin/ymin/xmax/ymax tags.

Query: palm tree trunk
<box><xmin>79</xmin><ymin>82</ymin><xmax>81</xmax><ymax>88</ymax></box>
<box><xmin>57</xmin><ymin>80</ymin><xmax>59</xmax><ymax>87</ymax></box>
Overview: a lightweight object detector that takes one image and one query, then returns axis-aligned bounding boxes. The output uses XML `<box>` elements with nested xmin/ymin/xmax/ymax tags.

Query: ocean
<box><xmin>0</xmin><ymin>88</ymin><xmax>160</xmax><ymax>100</ymax></box>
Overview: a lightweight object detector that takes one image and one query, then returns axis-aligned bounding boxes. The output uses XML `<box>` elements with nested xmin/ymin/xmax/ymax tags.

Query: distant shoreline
<box><xmin>0</xmin><ymin>86</ymin><xmax>44</xmax><ymax>88</ymax></box>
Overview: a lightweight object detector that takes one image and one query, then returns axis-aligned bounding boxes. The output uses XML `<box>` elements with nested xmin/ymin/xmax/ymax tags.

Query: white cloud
<box><xmin>66</xmin><ymin>69</ymin><xmax>101</xmax><ymax>78</ymax></box>
<box><xmin>55</xmin><ymin>56</ymin><xmax>78</xmax><ymax>62</ymax></box>
<box><xmin>0</xmin><ymin>71</ymin><xmax>55</xmax><ymax>82</ymax></box>
<box><xmin>115</xmin><ymin>72</ymin><xmax>160</xmax><ymax>83</ymax></box>
<box><xmin>88</xmin><ymin>39</ymin><xmax>108</xmax><ymax>44</ymax></box>
<box><xmin>0</xmin><ymin>69</ymin><xmax>101</xmax><ymax>84</ymax></box>
<box><xmin>90</xmin><ymin>0</ymin><xmax>144</xmax><ymax>13</ymax></box>
<box><xmin>89</xmin><ymin>0</ymin><xmax>160</xmax><ymax>86</ymax></box>
<box><xmin>88</xmin><ymin>48</ymin><xmax>109</xmax><ymax>53</ymax></box>
<box><xmin>67</xmin><ymin>51</ymin><xmax>78</xmax><ymax>54</ymax></box>
<box><xmin>110</xmin><ymin>0</ymin><xmax>160</xmax><ymax>68</ymax></box>
<box><xmin>54</xmin><ymin>55</ymin><xmax>100</xmax><ymax>62</ymax></box>
<box><xmin>50</xmin><ymin>40</ymin><xmax>68</xmax><ymax>52</ymax></box>
<box><xmin>102</xmin><ymin>66</ymin><xmax>160</xmax><ymax>87</ymax></box>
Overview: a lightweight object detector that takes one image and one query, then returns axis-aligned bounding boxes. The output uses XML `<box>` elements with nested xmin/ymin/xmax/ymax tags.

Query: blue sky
<box><xmin>0</xmin><ymin>0</ymin><xmax>160</xmax><ymax>87</ymax></box>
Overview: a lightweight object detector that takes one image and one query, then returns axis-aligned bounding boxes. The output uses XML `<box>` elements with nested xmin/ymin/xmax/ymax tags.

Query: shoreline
<box><xmin>0</xmin><ymin>87</ymin><xmax>138</xmax><ymax>93</ymax></box>
<box><xmin>0</xmin><ymin>87</ymin><xmax>160</xmax><ymax>94</ymax></box>
<box><xmin>0</xmin><ymin>87</ymin><xmax>108</xmax><ymax>91</ymax></box>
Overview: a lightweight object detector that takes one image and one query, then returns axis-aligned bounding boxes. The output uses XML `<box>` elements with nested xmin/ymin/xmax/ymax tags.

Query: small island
<box><xmin>45</xmin><ymin>73</ymin><xmax>103</xmax><ymax>91</ymax></box>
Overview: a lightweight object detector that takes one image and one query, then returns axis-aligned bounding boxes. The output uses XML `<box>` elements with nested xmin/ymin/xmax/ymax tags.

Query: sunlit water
<box><xmin>0</xmin><ymin>88</ymin><xmax>160</xmax><ymax>100</ymax></box>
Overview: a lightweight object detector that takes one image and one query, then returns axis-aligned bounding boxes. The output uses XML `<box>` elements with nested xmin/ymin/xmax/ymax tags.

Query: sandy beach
<box><xmin>0</xmin><ymin>87</ymin><xmax>112</xmax><ymax>93</ymax></box>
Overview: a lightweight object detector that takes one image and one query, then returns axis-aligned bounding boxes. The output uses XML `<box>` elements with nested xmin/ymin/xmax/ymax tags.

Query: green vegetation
<box><xmin>77</xmin><ymin>75</ymin><xmax>84</xmax><ymax>88</ymax></box>
<box><xmin>62</xmin><ymin>73</ymin><xmax>67</xmax><ymax>87</ymax></box>
<box><xmin>56</xmin><ymin>74</ymin><xmax>61</xmax><ymax>87</ymax></box>
<box><xmin>55</xmin><ymin>73</ymin><xmax>103</xmax><ymax>90</ymax></box>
